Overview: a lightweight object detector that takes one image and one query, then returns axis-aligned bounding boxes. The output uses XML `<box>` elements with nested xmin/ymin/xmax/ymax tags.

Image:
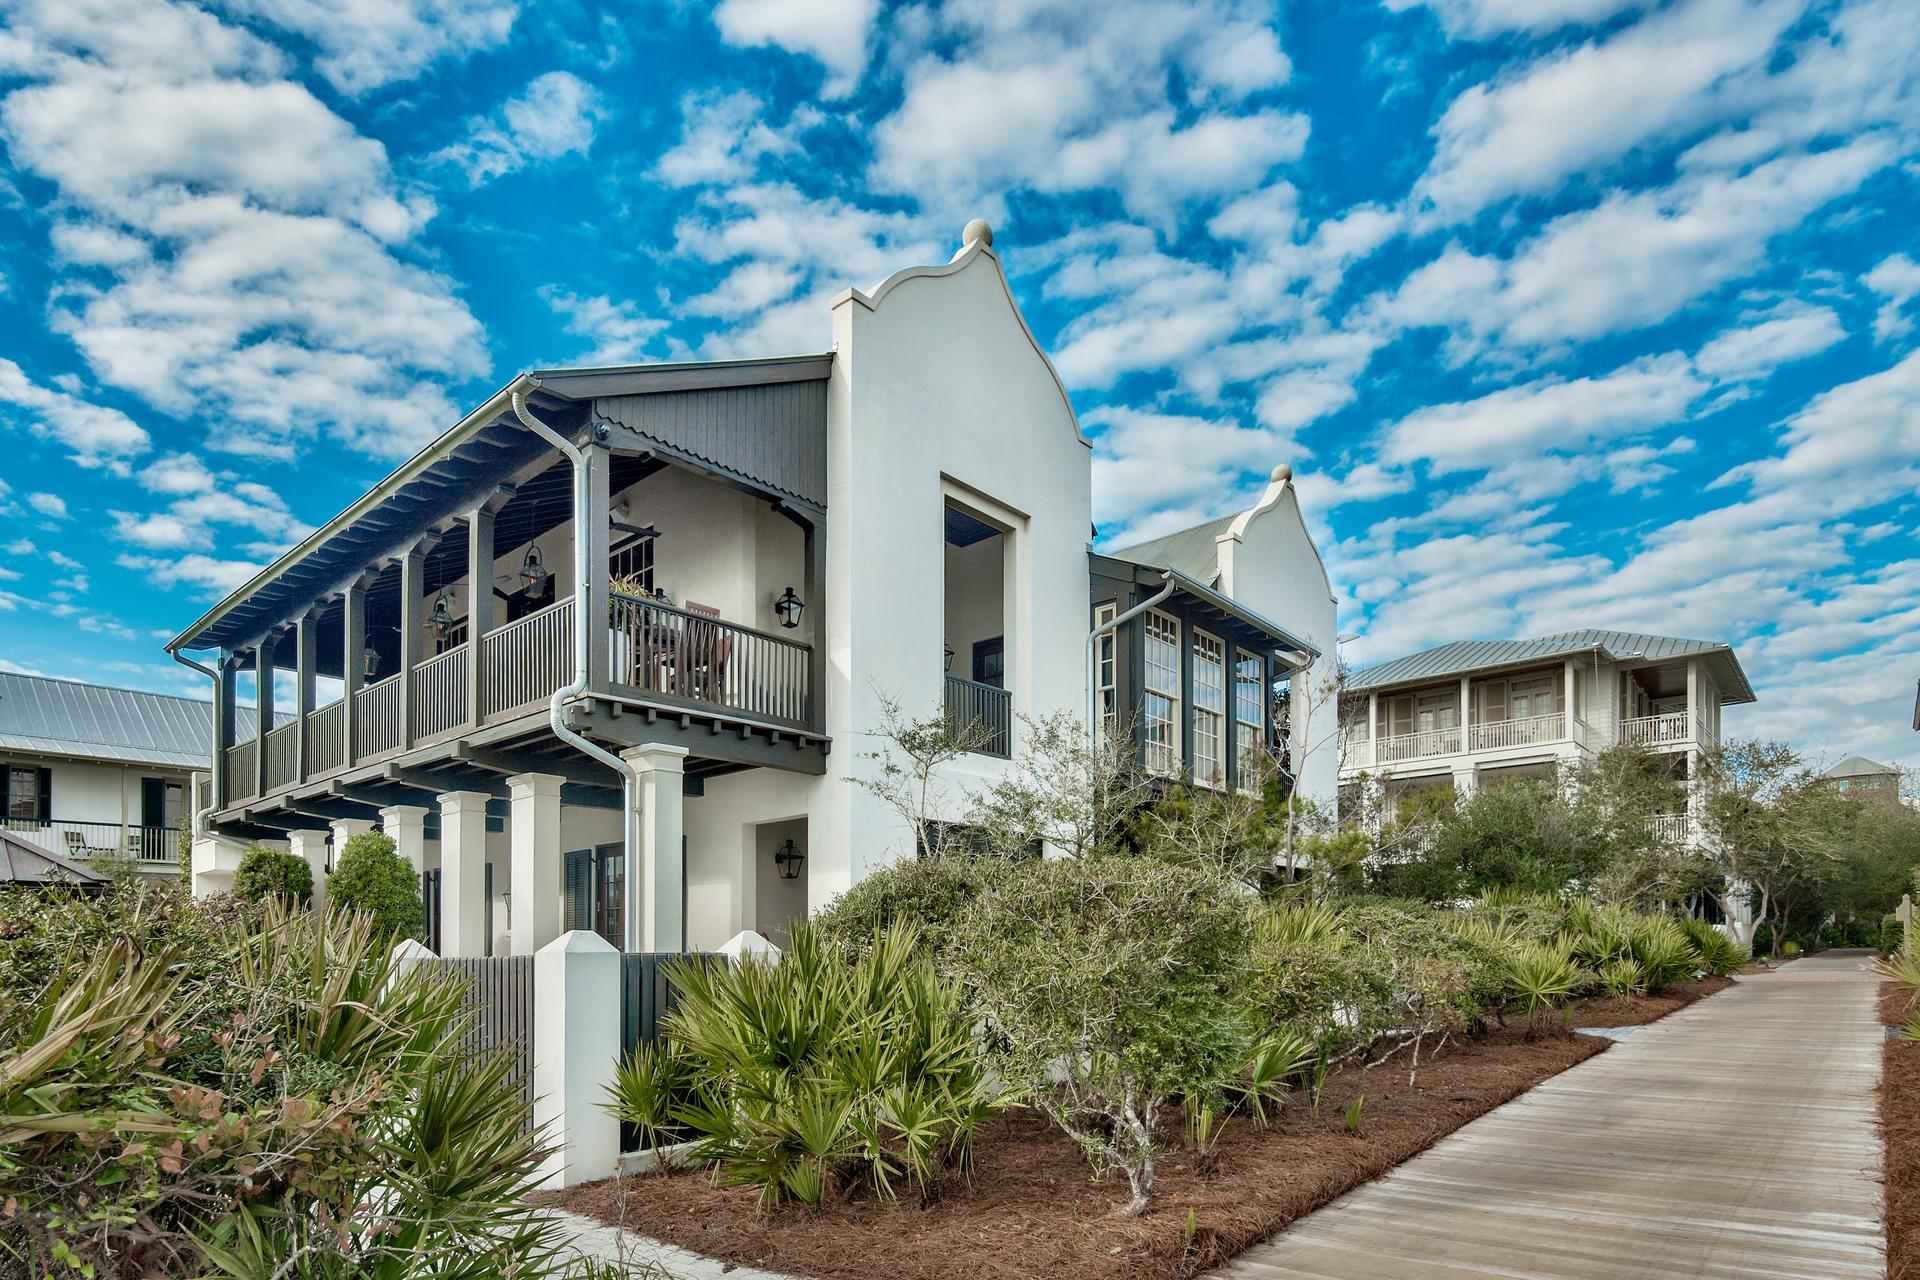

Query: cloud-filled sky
<box><xmin>0</xmin><ymin>0</ymin><xmax>1915</xmax><ymax>768</ymax></box>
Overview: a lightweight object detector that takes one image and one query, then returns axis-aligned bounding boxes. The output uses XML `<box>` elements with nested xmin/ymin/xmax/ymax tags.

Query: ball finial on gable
<box><xmin>962</xmin><ymin>218</ymin><xmax>994</xmax><ymax>250</ymax></box>
<box><xmin>1271</xmin><ymin>464</ymin><xmax>1293</xmax><ymax>483</ymax></box>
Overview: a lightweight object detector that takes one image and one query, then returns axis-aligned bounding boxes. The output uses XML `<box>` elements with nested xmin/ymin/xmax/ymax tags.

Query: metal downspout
<box><xmin>510</xmin><ymin>383</ymin><xmax>650</xmax><ymax>950</ymax></box>
<box><xmin>167</xmin><ymin>648</ymin><xmax>219</xmax><ymax>842</ymax></box>
<box><xmin>1086</xmin><ymin>571</ymin><xmax>1175</xmax><ymax>748</ymax></box>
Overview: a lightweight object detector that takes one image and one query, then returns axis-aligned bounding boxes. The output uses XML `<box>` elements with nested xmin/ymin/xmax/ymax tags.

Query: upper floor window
<box><xmin>1235</xmin><ymin>655</ymin><xmax>1265</xmax><ymax>782</ymax></box>
<box><xmin>1192</xmin><ymin>632</ymin><xmax>1225</xmax><ymax>789</ymax></box>
<box><xmin>1143</xmin><ymin>609</ymin><xmax>1180</xmax><ymax>775</ymax></box>
<box><xmin>1093</xmin><ymin>602</ymin><xmax>1117</xmax><ymax>747</ymax></box>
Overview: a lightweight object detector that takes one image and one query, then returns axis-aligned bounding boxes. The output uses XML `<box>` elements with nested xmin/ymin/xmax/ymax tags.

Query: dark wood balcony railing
<box><xmin>307</xmin><ymin>699</ymin><xmax>346</xmax><ymax>776</ymax></box>
<box><xmin>355</xmin><ymin>673</ymin><xmax>403</xmax><ymax>759</ymax></box>
<box><xmin>608</xmin><ymin>592</ymin><xmax>813</xmax><ymax>729</ymax></box>
<box><xmin>481</xmin><ymin>598</ymin><xmax>574</xmax><ymax>719</ymax></box>
<box><xmin>944</xmin><ymin>675</ymin><xmax>1011</xmax><ymax>759</ymax></box>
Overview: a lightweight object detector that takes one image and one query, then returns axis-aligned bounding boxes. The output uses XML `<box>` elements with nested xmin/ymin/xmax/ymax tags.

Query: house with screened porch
<box><xmin>1338</xmin><ymin>629</ymin><xmax>1756</xmax><ymax>839</ymax></box>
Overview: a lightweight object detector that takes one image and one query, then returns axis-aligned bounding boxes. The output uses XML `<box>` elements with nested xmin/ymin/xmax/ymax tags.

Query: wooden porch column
<box><xmin>465</xmin><ymin>502</ymin><xmax>498</xmax><ymax>726</ymax></box>
<box><xmin>254</xmin><ymin>631</ymin><xmax>277</xmax><ymax>799</ymax></box>
<box><xmin>583</xmin><ymin>443</ymin><xmax>612</xmax><ymax>691</ymax></box>
<box><xmin>1367</xmin><ymin>690</ymin><xmax>1378</xmax><ymax>768</ymax></box>
<box><xmin>213</xmin><ymin>654</ymin><xmax>236</xmax><ymax>811</ymax></box>
<box><xmin>294</xmin><ymin>610</ymin><xmax>316</xmax><ymax>782</ymax></box>
<box><xmin>1563</xmin><ymin>659</ymin><xmax>1578</xmax><ymax>744</ymax></box>
<box><xmin>342</xmin><ymin>578</ymin><xmax>367</xmax><ymax>767</ymax></box>
<box><xmin>1459</xmin><ymin>674</ymin><xmax>1472</xmax><ymax>749</ymax></box>
<box><xmin>399</xmin><ymin>542</ymin><xmax>426</xmax><ymax>750</ymax></box>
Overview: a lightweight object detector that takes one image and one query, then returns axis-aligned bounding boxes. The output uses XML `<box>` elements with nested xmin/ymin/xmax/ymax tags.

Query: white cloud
<box><xmin>25</xmin><ymin>492</ymin><xmax>68</xmax><ymax>519</ymax></box>
<box><xmin>116</xmin><ymin>551</ymin><xmax>262</xmax><ymax>594</ymax></box>
<box><xmin>1733</xmin><ymin>349</ymin><xmax>1920</xmax><ymax>509</ymax></box>
<box><xmin>541</xmin><ymin>290</ymin><xmax>668</xmax><ymax>366</ymax></box>
<box><xmin>0</xmin><ymin>0</ymin><xmax>487</xmax><ymax>460</ymax></box>
<box><xmin>1693</xmin><ymin>305</ymin><xmax>1845</xmax><ymax>380</ymax></box>
<box><xmin>1385</xmin><ymin>0</ymin><xmax>1648</xmax><ymax>38</ymax></box>
<box><xmin>1382</xmin><ymin>353</ymin><xmax>1707</xmax><ymax>474</ymax></box>
<box><xmin>106</xmin><ymin>451</ymin><xmax>307</xmax><ymax>555</ymax></box>
<box><xmin>1413</xmin><ymin>0</ymin><xmax>1802</xmax><ymax>222</ymax></box>
<box><xmin>653</xmin><ymin>90</ymin><xmax>812</xmax><ymax>188</ymax></box>
<box><xmin>713</xmin><ymin>0</ymin><xmax>879</xmax><ymax>96</ymax></box>
<box><xmin>1864</xmin><ymin>253</ymin><xmax>1920</xmax><ymax>341</ymax></box>
<box><xmin>217</xmin><ymin>0</ymin><xmax>517</xmax><ymax>94</ymax></box>
<box><xmin>0</xmin><ymin>358</ymin><xmax>150</xmax><ymax>469</ymax></box>
<box><xmin>438</xmin><ymin>71</ymin><xmax>603</xmax><ymax>185</ymax></box>
<box><xmin>1089</xmin><ymin>405</ymin><xmax>1297</xmax><ymax>537</ymax></box>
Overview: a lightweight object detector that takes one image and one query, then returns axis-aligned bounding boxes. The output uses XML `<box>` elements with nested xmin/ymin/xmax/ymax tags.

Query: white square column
<box><xmin>508</xmin><ymin>773</ymin><xmax>564</xmax><ymax>955</ymax></box>
<box><xmin>287</xmin><ymin>829</ymin><xmax>331</xmax><ymax>911</ymax></box>
<box><xmin>329</xmin><ymin>816</ymin><xmax>376</xmax><ymax>849</ymax></box>
<box><xmin>622</xmin><ymin>745</ymin><xmax>687</xmax><ymax>952</ymax></box>
<box><xmin>437</xmin><ymin>790</ymin><xmax>491</xmax><ymax>957</ymax></box>
<box><xmin>379</xmin><ymin>804</ymin><xmax>430</xmax><ymax>877</ymax></box>
<box><xmin>533</xmin><ymin>930</ymin><xmax>621</xmax><ymax>1187</ymax></box>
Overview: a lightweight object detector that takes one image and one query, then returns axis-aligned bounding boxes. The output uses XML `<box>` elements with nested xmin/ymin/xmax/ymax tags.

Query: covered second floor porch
<box><xmin>174</xmin><ymin>361</ymin><xmax>832</xmax><ymax>826</ymax></box>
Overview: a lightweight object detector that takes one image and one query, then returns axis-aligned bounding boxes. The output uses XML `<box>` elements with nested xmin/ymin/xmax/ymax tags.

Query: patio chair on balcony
<box><xmin>682</xmin><ymin>601</ymin><xmax>733</xmax><ymax>703</ymax></box>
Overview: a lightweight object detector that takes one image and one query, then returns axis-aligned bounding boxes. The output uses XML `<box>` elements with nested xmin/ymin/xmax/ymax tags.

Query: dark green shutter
<box><xmin>36</xmin><ymin>768</ymin><xmax>51</xmax><ymax>821</ymax></box>
<box><xmin>562</xmin><ymin>849</ymin><xmax>594</xmax><ymax>932</ymax></box>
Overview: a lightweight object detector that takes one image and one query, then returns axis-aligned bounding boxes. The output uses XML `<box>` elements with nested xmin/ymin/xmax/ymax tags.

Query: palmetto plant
<box><xmin>1597</xmin><ymin>957</ymin><xmax>1649</xmax><ymax>997</ymax></box>
<box><xmin>605</xmin><ymin>1039</ymin><xmax>694</xmax><ymax>1160</ymax></box>
<box><xmin>1679</xmin><ymin>917</ymin><xmax>1749</xmax><ymax>977</ymax></box>
<box><xmin>1628</xmin><ymin>917</ymin><xmax>1700</xmax><ymax>992</ymax></box>
<box><xmin>654</xmin><ymin>922</ymin><xmax>1001</xmax><ymax>1207</ymax></box>
<box><xmin>1501</xmin><ymin>941</ymin><xmax>1587</xmax><ymax>1033</ymax></box>
<box><xmin>1235</xmin><ymin>1028</ymin><xmax>1317</xmax><ymax>1128</ymax></box>
<box><xmin>1257</xmin><ymin>901</ymin><xmax>1342</xmax><ymax>948</ymax></box>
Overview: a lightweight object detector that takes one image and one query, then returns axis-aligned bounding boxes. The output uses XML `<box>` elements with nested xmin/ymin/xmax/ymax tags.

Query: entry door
<box><xmin>562</xmin><ymin>845</ymin><xmax>625</xmax><ymax>948</ymax></box>
<box><xmin>972</xmin><ymin>636</ymin><xmax>1005</xmax><ymax>689</ymax></box>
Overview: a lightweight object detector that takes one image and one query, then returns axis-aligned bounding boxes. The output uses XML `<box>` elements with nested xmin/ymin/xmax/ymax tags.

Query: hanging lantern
<box><xmin>774</xmin><ymin>837</ymin><xmax>805</xmax><ymax>880</ymax></box>
<box><xmin>519</xmin><ymin>544</ymin><xmax>550</xmax><ymax>592</ymax></box>
<box><xmin>428</xmin><ymin>591</ymin><xmax>454</xmax><ymax>639</ymax></box>
<box><xmin>362</xmin><ymin>645</ymin><xmax>380</xmax><ymax>680</ymax></box>
<box><xmin>773</xmin><ymin>585</ymin><xmax>803</xmax><ymax>630</ymax></box>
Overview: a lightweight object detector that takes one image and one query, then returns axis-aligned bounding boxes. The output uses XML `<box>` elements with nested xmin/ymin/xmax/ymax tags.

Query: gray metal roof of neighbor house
<box><xmin>1345</xmin><ymin>630</ymin><xmax>1757</xmax><ymax>704</ymax></box>
<box><xmin>0</xmin><ymin>671</ymin><xmax>265</xmax><ymax>770</ymax></box>
<box><xmin>1107</xmin><ymin>515</ymin><xmax>1234</xmax><ymax>586</ymax></box>
<box><xmin>1822</xmin><ymin>755</ymin><xmax>1898</xmax><ymax>779</ymax></box>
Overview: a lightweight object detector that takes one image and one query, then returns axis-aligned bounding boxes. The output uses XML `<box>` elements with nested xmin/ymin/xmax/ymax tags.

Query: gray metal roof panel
<box><xmin>1822</xmin><ymin>755</ymin><xmax>1898</xmax><ymax>779</ymax></box>
<box><xmin>1346</xmin><ymin>629</ymin><xmax>1756</xmax><ymax>704</ymax></box>
<box><xmin>0</xmin><ymin>672</ymin><xmax>263</xmax><ymax>770</ymax></box>
<box><xmin>1106</xmin><ymin>514</ymin><xmax>1233</xmax><ymax>585</ymax></box>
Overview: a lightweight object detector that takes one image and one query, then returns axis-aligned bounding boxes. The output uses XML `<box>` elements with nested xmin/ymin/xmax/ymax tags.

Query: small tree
<box><xmin>857</xmin><ymin>693</ymin><xmax>992</xmax><ymax>858</ymax></box>
<box><xmin>970</xmin><ymin>709</ymin><xmax>1153</xmax><ymax>860</ymax></box>
<box><xmin>949</xmin><ymin>857</ymin><xmax>1255</xmax><ymax>1215</ymax></box>
<box><xmin>327</xmin><ymin>830</ymin><xmax>424</xmax><ymax>941</ymax></box>
<box><xmin>232</xmin><ymin>844</ymin><xmax>314</xmax><ymax>906</ymax></box>
<box><xmin>1698</xmin><ymin>740</ymin><xmax>1844</xmax><ymax>954</ymax></box>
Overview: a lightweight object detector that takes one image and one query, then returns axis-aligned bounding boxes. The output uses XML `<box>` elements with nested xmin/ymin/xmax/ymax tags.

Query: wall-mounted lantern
<box><xmin>428</xmin><ymin>591</ymin><xmax>454</xmax><ymax>640</ymax></box>
<box><xmin>773</xmin><ymin>586</ymin><xmax>803</xmax><ymax>630</ymax></box>
<box><xmin>944</xmin><ymin>643</ymin><xmax>955</xmax><ymax>673</ymax></box>
<box><xmin>519</xmin><ymin>544</ymin><xmax>550</xmax><ymax>593</ymax></box>
<box><xmin>774</xmin><ymin>837</ymin><xmax>805</xmax><ymax>880</ymax></box>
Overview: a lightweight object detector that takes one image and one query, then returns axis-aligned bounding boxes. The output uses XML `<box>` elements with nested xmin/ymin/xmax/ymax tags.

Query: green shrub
<box><xmin>604</xmin><ymin>1039</ymin><xmax>694</xmax><ymax>1159</ymax></box>
<box><xmin>1628</xmin><ymin>917</ymin><xmax>1700</xmax><ymax>991</ymax></box>
<box><xmin>326</xmin><ymin>831</ymin><xmax>424</xmax><ymax>942</ymax></box>
<box><xmin>654</xmin><ymin>923</ymin><xmax>998</xmax><ymax>1207</ymax></box>
<box><xmin>949</xmin><ymin>856</ymin><xmax>1255</xmax><ymax>1215</ymax></box>
<box><xmin>811</xmin><ymin>854</ymin><xmax>1001</xmax><ymax>961</ymax></box>
<box><xmin>1501</xmin><ymin>940</ymin><xmax>1586</xmax><ymax>1032</ymax></box>
<box><xmin>1246</xmin><ymin>911</ymin><xmax>1395</xmax><ymax>1055</ymax></box>
<box><xmin>0</xmin><ymin>890</ymin><xmax>590</xmax><ymax>1278</ymax></box>
<box><xmin>1597</xmin><ymin>957</ymin><xmax>1648</xmax><ymax>996</ymax></box>
<box><xmin>232</xmin><ymin>843</ymin><xmax>314</xmax><ymax>906</ymax></box>
<box><xmin>1679</xmin><ymin>917</ymin><xmax>1748</xmax><ymax>976</ymax></box>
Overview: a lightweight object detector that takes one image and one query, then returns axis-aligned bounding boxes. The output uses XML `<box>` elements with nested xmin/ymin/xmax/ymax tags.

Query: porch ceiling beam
<box><xmin>449</xmin><ymin>740</ymin><xmax>618</xmax><ymax>788</ymax></box>
<box><xmin>572</xmin><ymin>704</ymin><xmax>828</xmax><ymax>776</ymax></box>
<box><xmin>329</xmin><ymin>778</ymin><xmax>433</xmax><ymax>808</ymax></box>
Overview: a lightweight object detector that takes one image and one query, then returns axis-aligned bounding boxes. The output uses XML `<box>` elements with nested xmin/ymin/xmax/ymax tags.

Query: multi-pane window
<box><xmin>1143</xmin><ymin>609</ymin><xmax>1180</xmax><ymax>775</ymax></box>
<box><xmin>1093</xmin><ymin>603</ymin><xmax>1117</xmax><ymax>746</ymax></box>
<box><xmin>5</xmin><ymin>766</ymin><xmax>45</xmax><ymax>821</ymax></box>
<box><xmin>1235</xmin><ymin>655</ymin><xmax>1265</xmax><ymax>784</ymax></box>
<box><xmin>1192</xmin><ymin>632</ymin><xmax>1225</xmax><ymax>788</ymax></box>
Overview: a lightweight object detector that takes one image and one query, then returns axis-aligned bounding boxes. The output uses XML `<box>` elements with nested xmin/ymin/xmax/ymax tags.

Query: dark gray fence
<box><xmin>433</xmin><ymin>955</ymin><xmax>536</xmax><ymax>1129</ymax></box>
<box><xmin>619</xmin><ymin>951</ymin><xmax>723</xmax><ymax>1057</ymax></box>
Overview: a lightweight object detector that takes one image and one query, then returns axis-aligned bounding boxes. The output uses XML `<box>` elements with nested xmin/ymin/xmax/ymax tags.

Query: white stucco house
<box><xmin>168</xmin><ymin>222</ymin><xmax>1334</xmax><ymax>957</ymax></box>
<box><xmin>1339</xmin><ymin>629</ymin><xmax>1756</xmax><ymax>840</ymax></box>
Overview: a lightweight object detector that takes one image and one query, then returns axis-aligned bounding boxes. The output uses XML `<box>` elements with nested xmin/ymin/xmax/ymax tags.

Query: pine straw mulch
<box><xmin>548</xmin><ymin>979</ymin><xmax>1735</xmax><ymax>1280</ymax></box>
<box><xmin>1563</xmin><ymin>974</ymin><xmax>1734</xmax><ymax>1028</ymax></box>
<box><xmin>1882</xmin><ymin>980</ymin><xmax>1920</xmax><ymax>1280</ymax></box>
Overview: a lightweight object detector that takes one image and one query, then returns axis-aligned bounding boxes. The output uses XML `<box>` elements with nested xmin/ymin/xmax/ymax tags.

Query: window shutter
<box><xmin>562</xmin><ymin>849</ymin><xmax>594</xmax><ymax>932</ymax></box>
<box><xmin>36</xmin><ymin>768</ymin><xmax>51</xmax><ymax>821</ymax></box>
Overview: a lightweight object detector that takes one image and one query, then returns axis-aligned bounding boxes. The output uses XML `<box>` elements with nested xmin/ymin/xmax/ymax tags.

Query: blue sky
<box><xmin>0</xmin><ymin>0</ymin><xmax>1916</xmax><ymax>767</ymax></box>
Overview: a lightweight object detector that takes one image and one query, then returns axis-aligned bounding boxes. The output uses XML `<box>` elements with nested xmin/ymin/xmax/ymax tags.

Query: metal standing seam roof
<box><xmin>1106</xmin><ymin>514</ymin><xmax>1235</xmax><ymax>586</ymax></box>
<box><xmin>1822</xmin><ymin>755</ymin><xmax>1899</xmax><ymax>780</ymax></box>
<box><xmin>0</xmin><ymin>671</ymin><xmax>268</xmax><ymax>770</ymax></box>
<box><xmin>1344</xmin><ymin>630</ymin><xmax>1757</xmax><ymax>704</ymax></box>
<box><xmin>0</xmin><ymin>827</ymin><xmax>108</xmax><ymax>885</ymax></box>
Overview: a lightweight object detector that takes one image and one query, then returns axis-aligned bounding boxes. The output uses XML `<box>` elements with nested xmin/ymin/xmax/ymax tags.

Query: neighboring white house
<box><xmin>1339</xmin><ymin>630</ymin><xmax>1756</xmax><ymax>839</ymax></box>
<box><xmin>0</xmin><ymin>671</ymin><xmax>231</xmax><ymax>873</ymax></box>
<box><xmin>1105</xmin><ymin>465</ymin><xmax>1340</xmax><ymax>812</ymax></box>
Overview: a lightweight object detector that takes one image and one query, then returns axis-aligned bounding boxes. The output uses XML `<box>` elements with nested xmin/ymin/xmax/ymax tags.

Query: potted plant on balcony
<box><xmin>608</xmin><ymin>573</ymin><xmax>661</xmax><ymax>690</ymax></box>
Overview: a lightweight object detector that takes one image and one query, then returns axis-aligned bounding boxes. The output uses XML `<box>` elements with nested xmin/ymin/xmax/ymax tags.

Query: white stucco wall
<box><xmin>1213</xmin><ymin>472</ymin><xmax>1340</xmax><ymax>815</ymax></box>
<box><xmin>819</xmin><ymin>230</ymin><xmax>1093</xmax><ymax>895</ymax></box>
<box><xmin>5</xmin><ymin>756</ymin><xmax>193</xmax><ymax>828</ymax></box>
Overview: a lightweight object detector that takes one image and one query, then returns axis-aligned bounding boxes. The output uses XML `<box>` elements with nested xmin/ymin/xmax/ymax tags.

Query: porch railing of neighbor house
<box><xmin>412</xmin><ymin>646</ymin><xmax>468</xmax><ymax>740</ymax></box>
<box><xmin>481</xmin><ymin>598</ymin><xmax>574</xmax><ymax>719</ymax></box>
<box><xmin>944</xmin><ymin>675</ymin><xmax>1011</xmax><ymax>759</ymax></box>
<box><xmin>225</xmin><ymin>739</ymin><xmax>257</xmax><ymax>802</ymax></box>
<box><xmin>1467</xmin><ymin>712</ymin><xmax>1567</xmax><ymax>752</ymax></box>
<box><xmin>1375</xmin><ymin>725</ymin><xmax>1461</xmax><ymax>762</ymax></box>
<box><xmin>307</xmin><ymin>699</ymin><xmax>346</xmax><ymax>777</ymax></box>
<box><xmin>608</xmin><ymin>593</ymin><xmax>813</xmax><ymax>729</ymax></box>
<box><xmin>263</xmin><ymin>721</ymin><xmax>299</xmax><ymax>792</ymax></box>
<box><xmin>1653</xmin><ymin>813</ymin><xmax>1691</xmax><ymax>843</ymax></box>
<box><xmin>355</xmin><ymin>673</ymin><xmax>404</xmax><ymax>758</ymax></box>
<box><xmin>1</xmin><ymin>817</ymin><xmax>181</xmax><ymax>864</ymax></box>
<box><xmin>1617</xmin><ymin>711</ymin><xmax>1691</xmax><ymax>748</ymax></box>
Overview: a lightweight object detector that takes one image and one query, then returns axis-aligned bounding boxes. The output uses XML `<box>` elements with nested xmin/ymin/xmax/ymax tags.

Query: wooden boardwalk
<box><xmin>1215</xmin><ymin>952</ymin><xmax>1885</xmax><ymax>1280</ymax></box>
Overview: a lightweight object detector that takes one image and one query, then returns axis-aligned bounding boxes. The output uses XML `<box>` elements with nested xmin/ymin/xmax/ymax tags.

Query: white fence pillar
<box><xmin>622</xmin><ymin>745</ymin><xmax>687</xmax><ymax>952</ymax></box>
<box><xmin>287</xmin><ymin>829</ymin><xmax>331</xmax><ymax>910</ymax></box>
<box><xmin>509</xmin><ymin>772</ymin><xmax>564</xmax><ymax>954</ymax></box>
<box><xmin>438</xmin><ymin>790</ymin><xmax>491</xmax><ymax>957</ymax></box>
<box><xmin>533</xmin><ymin>929</ymin><xmax>622</xmax><ymax>1189</ymax></box>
